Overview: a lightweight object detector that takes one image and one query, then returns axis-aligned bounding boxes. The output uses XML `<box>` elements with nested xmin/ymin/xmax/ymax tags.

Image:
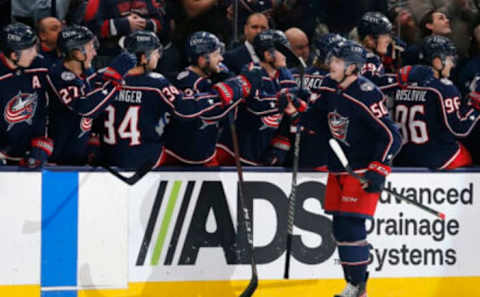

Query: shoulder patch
<box><xmin>440</xmin><ymin>78</ymin><xmax>453</xmax><ymax>86</ymax></box>
<box><xmin>149</xmin><ymin>72</ymin><xmax>164</xmax><ymax>79</ymax></box>
<box><xmin>176</xmin><ymin>70</ymin><xmax>189</xmax><ymax>80</ymax></box>
<box><xmin>61</xmin><ymin>71</ymin><xmax>75</xmax><ymax>81</ymax></box>
<box><xmin>360</xmin><ymin>81</ymin><xmax>375</xmax><ymax>91</ymax></box>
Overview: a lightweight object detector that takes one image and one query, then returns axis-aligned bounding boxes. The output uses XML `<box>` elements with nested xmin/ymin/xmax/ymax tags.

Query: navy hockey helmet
<box><xmin>313</xmin><ymin>33</ymin><xmax>346</xmax><ymax>63</ymax></box>
<box><xmin>421</xmin><ymin>35</ymin><xmax>456</xmax><ymax>65</ymax></box>
<box><xmin>332</xmin><ymin>40</ymin><xmax>367</xmax><ymax>70</ymax></box>
<box><xmin>357</xmin><ymin>11</ymin><xmax>393</xmax><ymax>40</ymax></box>
<box><xmin>252</xmin><ymin>29</ymin><xmax>279</xmax><ymax>60</ymax></box>
<box><xmin>0</xmin><ymin>23</ymin><xmax>38</xmax><ymax>56</ymax></box>
<box><xmin>272</xmin><ymin>30</ymin><xmax>290</xmax><ymax>48</ymax></box>
<box><xmin>186</xmin><ymin>31</ymin><xmax>225</xmax><ymax>65</ymax></box>
<box><xmin>121</xmin><ymin>30</ymin><xmax>163</xmax><ymax>59</ymax></box>
<box><xmin>57</xmin><ymin>25</ymin><xmax>97</xmax><ymax>57</ymax></box>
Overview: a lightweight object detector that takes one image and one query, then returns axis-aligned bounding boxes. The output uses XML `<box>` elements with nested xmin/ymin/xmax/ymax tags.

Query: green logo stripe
<box><xmin>150</xmin><ymin>180</ymin><xmax>182</xmax><ymax>265</ymax></box>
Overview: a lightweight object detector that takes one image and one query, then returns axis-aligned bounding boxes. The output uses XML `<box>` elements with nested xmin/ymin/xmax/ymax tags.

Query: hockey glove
<box><xmin>261</xmin><ymin>136</ymin><xmax>291</xmax><ymax>166</ymax></box>
<box><xmin>20</xmin><ymin>137</ymin><xmax>54</xmax><ymax>168</ymax></box>
<box><xmin>212</xmin><ymin>78</ymin><xmax>245</xmax><ymax>107</ymax></box>
<box><xmin>277</xmin><ymin>88</ymin><xmax>308</xmax><ymax>118</ymax></box>
<box><xmin>103</xmin><ymin>51</ymin><xmax>137</xmax><ymax>83</ymax></box>
<box><xmin>363</xmin><ymin>161</ymin><xmax>391</xmax><ymax>193</ymax></box>
<box><xmin>239</xmin><ymin>67</ymin><xmax>264</xmax><ymax>96</ymax></box>
<box><xmin>468</xmin><ymin>91</ymin><xmax>480</xmax><ymax>110</ymax></box>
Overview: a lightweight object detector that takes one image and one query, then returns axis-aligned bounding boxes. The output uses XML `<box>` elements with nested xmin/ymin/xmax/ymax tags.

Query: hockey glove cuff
<box><xmin>363</xmin><ymin>161</ymin><xmax>391</xmax><ymax>193</ymax></box>
<box><xmin>104</xmin><ymin>52</ymin><xmax>137</xmax><ymax>83</ymax></box>
<box><xmin>20</xmin><ymin>137</ymin><xmax>54</xmax><ymax>168</ymax></box>
<box><xmin>261</xmin><ymin>136</ymin><xmax>291</xmax><ymax>166</ymax></box>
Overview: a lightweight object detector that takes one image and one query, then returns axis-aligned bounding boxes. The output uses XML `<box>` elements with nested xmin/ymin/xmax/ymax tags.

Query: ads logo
<box><xmin>135</xmin><ymin>180</ymin><xmax>336</xmax><ymax>267</ymax></box>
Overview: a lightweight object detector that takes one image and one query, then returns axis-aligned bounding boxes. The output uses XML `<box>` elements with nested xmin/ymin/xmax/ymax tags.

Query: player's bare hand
<box><xmin>128</xmin><ymin>13</ymin><xmax>146</xmax><ymax>31</ymax></box>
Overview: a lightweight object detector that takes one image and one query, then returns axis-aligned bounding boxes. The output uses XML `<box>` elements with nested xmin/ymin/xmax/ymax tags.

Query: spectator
<box><xmin>33</xmin><ymin>0</ymin><xmax>87</xmax><ymax>25</ymax></box>
<box><xmin>223</xmin><ymin>12</ymin><xmax>269</xmax><ymax>74</ymax></box>
<box><xmin>402</xmin><ymin>9</ymin><xmax>451</xmax><ymax>66</ymax></box>
<box><xmin>36</xmin><ymin>16</ymin><xmax>63</xmax><ymax>67</ymax></box>
<box><xmin>84</xmin><ymin>0</ymin><xmax>167</xmax><ymax>68</ymax></box>
<box><xmin>285</xmin><ymin>27</ymin><xmax>311</xmax><ymax>64</ymax></box>
<box><xmin>408</xmin><ymin>0</ymin><xmax>479</xmax><ymax>59</ymax></box>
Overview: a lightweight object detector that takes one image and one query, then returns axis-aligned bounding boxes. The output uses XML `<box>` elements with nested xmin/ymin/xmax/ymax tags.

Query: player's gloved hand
<box><xmin>261</xmin><ymin>136</ymin><xmax>291</xmax><ymax>166</ymax></box>
<box><xmin>103</xmin><ymin>51</ymin><xmax>138</xmax><ymax>83</ymax></box>
<box><xmin>468</xmin><ymin>91</ymin><xmax>480</xmax><ymax>110</ymax></box>
<box><xmin>212</xmin><ymin>77</ymin><xmax>245</xmax><ymax>107</ymax></box>
<box><xmin>397</xmin><ymin>65</ymin><xmax>433</xmax><ymax>87</ymax></box>
<box><xmin>277</xmin><ymin>88</ymin><xmax>308</xmax><ymax>115</ymax></box>
<box><xmin>19</xmin><ymin>137</ymin><xmax>54</xmax><ymax>169</ymax></box>
<box><xmin>362</xmin><ymin>161</ymin><xmax>391</xmax><ymax>193</ymax></box>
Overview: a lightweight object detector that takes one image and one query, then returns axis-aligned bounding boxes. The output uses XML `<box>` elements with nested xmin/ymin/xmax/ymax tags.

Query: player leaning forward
<box><xmin>305</xmin><ymin>40</ymin><xmax>402</xmax><ymax>297</ymax></box>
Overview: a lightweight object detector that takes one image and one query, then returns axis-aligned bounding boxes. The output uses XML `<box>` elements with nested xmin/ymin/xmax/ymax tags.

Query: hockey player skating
<box><xmin>0</xmin><ymin>23</ymin><xmax>52</xmax><ymax>167</ymax></box>
<box><xmin>305</xmin><ymin>40</ymin><xmax>402</xmax><ymax>297</ymax></box>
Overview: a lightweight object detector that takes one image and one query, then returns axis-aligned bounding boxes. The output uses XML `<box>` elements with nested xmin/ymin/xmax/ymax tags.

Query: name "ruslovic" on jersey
<box><xmin>115</xmin><ymin>90</ymin><xmax>143</xmax><ymax>103</ymax></box>
<box><xmin>395</xmin><ymin>89</ymin><xmax>427</xmax><ymax>102</ymax></box>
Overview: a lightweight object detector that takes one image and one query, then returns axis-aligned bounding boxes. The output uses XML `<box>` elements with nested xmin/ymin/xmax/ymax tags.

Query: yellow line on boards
<box><xmin>76</xmin><ymin>277</ymin><xmax>480</xmax><ymax>297</ymax></box>
<box><xmin>0</xmin><ymin>285</ymin><xmax>39</xmax><ymax>297</ymax></box>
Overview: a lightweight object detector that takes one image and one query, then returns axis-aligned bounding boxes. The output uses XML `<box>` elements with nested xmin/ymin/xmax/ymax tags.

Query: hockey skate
<box><xmin>334</xmin><ymin>281</ymin><xmax>367</xmax><ymax>297</ymax></box>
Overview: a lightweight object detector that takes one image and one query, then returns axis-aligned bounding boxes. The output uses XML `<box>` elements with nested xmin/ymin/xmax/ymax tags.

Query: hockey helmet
<box><xmin>57</xmin><ymin>25</ymin><xmax>97</xmax><ymax>57</ymax></box>
<box><xmin>421</xmin><ymin>35</ymin><xmax>456</xmax><ymax>65</ymax></box>
<box><xmin>0</xmin><ymin>23</ymin><xmax>38</xmax><ymax>56</ymax></box>
<box><xmin>121</xmin><ymin>30</ymin><xmax>163</xmax><ymax>59</ymax></box>
<box><xmin>313</xmin><ymin>33</ymin><xmax>346</xmax><ymax>63</ymax></box>
<box><xmin>357</xmin><ymin>11</ymin><xmax>392</xmax><ymax>40</ymax></box>
<box><xmin>186</xmin><ymin>31</ymin><xmax>225</xmax><ymax>65</ymax></box>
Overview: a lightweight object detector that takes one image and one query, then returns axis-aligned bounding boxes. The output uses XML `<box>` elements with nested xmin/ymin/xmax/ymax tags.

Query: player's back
<box><xmin>100</xmin><ymin>72</ymin><xmax>173</xmax><ymax>169</ymax></box>
<box><xmin>392</xmin><ymin>72</ymin><xmax>473</xmax><ymax>168</ymax></box>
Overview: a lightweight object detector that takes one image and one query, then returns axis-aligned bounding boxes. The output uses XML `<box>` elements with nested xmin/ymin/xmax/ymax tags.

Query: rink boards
<box><xmin>0</xmin><ymin>167</ymin><xmax>479</xmax><ymax>297</ymax></box>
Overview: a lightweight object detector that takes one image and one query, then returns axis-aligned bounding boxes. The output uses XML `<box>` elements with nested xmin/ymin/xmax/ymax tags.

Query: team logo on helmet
<box><xmin>328</xmin><ymin>110</ymin><xmax>350</xmax><ymax>145</ymax></box>
<box><xmin>4</xmin><ymin>91</ymin><xmax>38</xmax><ymax>130</ymax></box>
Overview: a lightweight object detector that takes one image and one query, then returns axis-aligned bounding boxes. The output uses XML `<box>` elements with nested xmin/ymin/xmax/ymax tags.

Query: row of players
<box><xmin>1</xmin><ymin>15</ymin><xmax>479</xmax><ymax>172</ymax></box>
<box><xmin>1</xmin><ymin>17</ymin><xmax>476</xmax><ymax>297</ymax></box>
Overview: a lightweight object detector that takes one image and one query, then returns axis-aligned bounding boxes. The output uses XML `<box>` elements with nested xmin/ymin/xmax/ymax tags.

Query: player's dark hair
<box><xmin>419</xmin><ymin>9</ymin><xmax>436</xmax><ymax>37</ymax></box>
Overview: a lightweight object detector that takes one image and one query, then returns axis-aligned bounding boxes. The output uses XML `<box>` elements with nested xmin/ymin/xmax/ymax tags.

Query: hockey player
<box><xmin>306</xmin><ymin>40</ymin><xmax>402</xmax><ymax>297</ymax></box>
<box><xmin>291</xmin><ymin>33</ymin><xmax>345</xmax><ymax>170</ymax></box>
<box><xmin>382</xmin><ymin>35</ymin><xmax>480</xmax><ymax>169</ymax></box>
<box><xmin>216</xmin><ymin>29</ymin><xmax>306</xmax><ymax>166</ymax></box>
<box><xmin>357</xmin><ymin>11</ymin><xmax>393</xmax><ymax>83</ymax></box>
<box><xmin>0</xmin><ymin>23</ymin><xmax>52</xmax><ymax>167</ymax></box>
<box><xmin>98</xmin><ymin>30</ymin><xmax>251</xmax><ymax>169</ymax></box>
<box><xmin>161</xmin><ymin>31</ymin><xmax>240</xmax><ymax>166</ymax></box>
<box><xmin>47</xmin><ymin>25</ymin><xmax>137</xmax><ymax>165</ymax></box>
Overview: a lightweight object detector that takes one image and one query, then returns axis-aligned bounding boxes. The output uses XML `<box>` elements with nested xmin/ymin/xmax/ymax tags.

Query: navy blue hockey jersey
<box><xmin>0</xmin><ymin>55</ymin><xmax>49</xmax><ymax>161</ymax></box>
<box><xmin>99</xmin><ymin>71</ymin><xmax>234</xmax><ymax>169</ymax></box>
<box><xmin>217</xmin><ymin>63</ymin><xmax>297</xmax><ymax>165</ymax></box>
<box><xmin>308</xmin><ymin>75</ymin><xmax>402</xmax><ymax>172</ymax></box>
<box><xmin>381</xmin><ymin>66</ymin><xmax>480</xmax><ymax>168</ymax></box>
<box><xmin>163</xmin><ymin>69</ymin><xmax>239</xmax><ymax>164</ymax></box>
<box><xmin>292</xmin><ymin>66</ymin><xmax>329</xmax><ymax>169</ymax></box>
<box><xmin>47</xmin><ymin>64</ymin><xmax>119</xmax><ymax>165</ymax></box>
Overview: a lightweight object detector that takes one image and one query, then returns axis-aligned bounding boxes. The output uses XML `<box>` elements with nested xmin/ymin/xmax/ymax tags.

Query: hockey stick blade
<box><xmin>328</xmin><ymin>138</ymin><xmax>446</xmax><ymax>220</ymax></box>
<box><xmin>239</xmin><ymin>273</ymin><xmax>258</xmax><ymax>297</ymax></box>
<box><xmin>102</xmin><ymin>161</ymin><xmax>153</xmax><ymax>186</ymax></box>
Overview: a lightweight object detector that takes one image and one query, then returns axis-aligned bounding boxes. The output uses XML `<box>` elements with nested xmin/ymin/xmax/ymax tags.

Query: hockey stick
<box><xmin>328</xmin><ymin>138</ymin><xmax>446</xmax><ymax>220</ymax></box>
<box><xmin>101</xmin><ymin>160</ymin><xmax>153</xmax><ymax>186</ymax></box>
<box><xmin>232</xmin><ymin>0</ymin><xmax>239</xmax><ymax>44</ymax></box>
<box><xmin>282</xmin><ymin>49</ymin><xmax>307</xmax><ymax>279</ymax></box>
<box><xmin>229</xmin><ymin>113</ymin><xmax>258</xmax><ymax>297</ymax></box>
